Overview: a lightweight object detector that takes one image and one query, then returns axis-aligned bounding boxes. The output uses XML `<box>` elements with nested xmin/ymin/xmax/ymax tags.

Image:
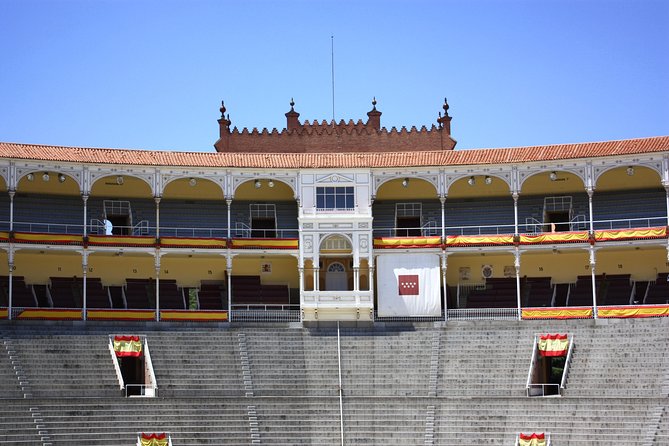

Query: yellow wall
<box><xmin>593</xmin><ymin>248</ymin><xmax>666</xmax><ymax>281</ymax></box>
<box><xmin>232</xmin><ymin>256</ymin><xmax>298</xmax><ymax>287</ymax></box>
<box><xmin>596</xmin><ymin>166</ymin><xmax>661</xmax><ymax>192</ymax></box>
<box><xmin>235</xmin><ymin>179</ymin><xmax>294</xmax><ymax>200</ymax></box>
<box><xmin>91</xmin><ymin>175</ymin><xmax>152</xmax><ymax>198</ymax></box>
<box><xmin>376</xmin><ymin>178</ymin><xmax>437</xmax><ymax>200</ymax></box>
<box><xmin>86</xmin><ymin>254</ymin><xmax>155</xmax><ymax>286</ymax></box>
<box><xmin>160</xmin><ymin>255</ymin><xmax>227</xmax><ymax>287</ymax></box>
<box><xmin>14</xmin><ymin>252</ymin><xmax>86</xmax><ymax>284</ymax></box>
<box><xmin>520</xmin><ymin>171</ymin><xmax>585</xmax><ymax>195</ymax></box>
<box><xmin>163</xmin><ymin>178</ymin><xmax>224</xmax><ymax>200</ymax></box>
<box><xmin>444</xmin><ymin>247</ymin><xmax>667</xmax><ymax>285</ymax></box>
<box><xmin>17</xmin><ymin>173</ymin><xmax>80</xmax><ymax>196</ymax></box>
<box><xmin>446</xmin><ymin>253</ymin><xmax>515</xmax><ymax>284</ymax></box>
<box><xmin>448</xmin><ymin>175</ymin><xmax>510</xmax><ymax>198</ymax></box>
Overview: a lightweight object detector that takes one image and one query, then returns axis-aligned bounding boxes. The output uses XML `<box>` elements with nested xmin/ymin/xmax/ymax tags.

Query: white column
<box><xmin>8</xmin><ymin>190</ymin><xmax>15</xmax><ymax>232</ymax></box>
<box><xmin>512</xmin><ymin>192</ymin><xmax>519</xmax><ymax>235</ymax></box>
<box><xmin>440</xmin><ymin>195</ymin><xmax>446</xmax><ymax>241</ymax></box>
<box><xmin>587</xmin><ymin>187</ymin><xmax>594</xmax><ymax>233</ymax></box>
<box><xmin>154</xmin><ymin>197</ymin><xmax>161</xmax><ymax>238</ymax></box>
<box><xmin>226</xmin><ymin>198</ymin><xmax>232</xmax><ymax>240</ymax></box>
<box><xmin>590</xmin><ymin>246</ymin><xmax>598</xmax><ymax>319</ymax></box>
<box><xmin>82</xmin><ymin>194</ymin><xmax>89</xmax><ymax>237</ymax></box>
<box><xmin>664</xmin><ymin>184</ymin><xmax>669</xmax><ymax>226</ymax></box>
<box><xmin>154</xmin><ymin>252</ymin><xmax>161</xmax><ymax>321</ymax></box>
<box><xmin>515</xmin><ymin>247</ymin><xmax>522</xmax><ymax>321</ymax></box>
<box><xmin>441</xmin><ymin>251</ymin><xmax>448</xmax><ymax>319</ymax></box>
<box><xmin>227</xmin><ymin>253</ymin><xmax>233</xmax><ymax>322</ymax></box>
<box><xmin>314</xmin><ymin>257</ymin><xmax>320</xmax><ymax>292</ymax></box>
<box><xmin>7</xmin><ymin>247</ymin><xmax>14</xmax><ymax>320</ymax></box>
<box><xmin>82</xmin><ymin>250</ymin><xmax>89</xmax><ymax>320</ymax></box>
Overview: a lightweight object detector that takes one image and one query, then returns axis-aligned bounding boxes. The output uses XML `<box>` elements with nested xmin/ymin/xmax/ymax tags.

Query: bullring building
<box><xmin>0</xmin><ymin>98</ymin><xmax>668</xmax><ymax>323</ymax></box>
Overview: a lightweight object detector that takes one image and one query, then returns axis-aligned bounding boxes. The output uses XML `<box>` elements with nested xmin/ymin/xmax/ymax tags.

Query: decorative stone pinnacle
<box><xmin>372</xmin><ymin>97</ymin><xmax>377</xmax><ymax>110</ymax></box>
<box><xmin>220</xmin><ymin>100</ymin><xmax>227</xmax><ymax>117</ymax></box>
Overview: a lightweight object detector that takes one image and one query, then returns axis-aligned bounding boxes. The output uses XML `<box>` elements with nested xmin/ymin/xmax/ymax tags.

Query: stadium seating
<box><xmin>0</xmin><ymin>318</ymin><xmax>667</xmax><ymax>444</ymax></box>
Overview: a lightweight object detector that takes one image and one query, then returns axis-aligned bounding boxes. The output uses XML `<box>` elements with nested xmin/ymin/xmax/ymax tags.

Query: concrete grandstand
<box><xmin>0</xmin><ymin>99</ymin><xmax>668</xmax><ymax>444</ymax></box>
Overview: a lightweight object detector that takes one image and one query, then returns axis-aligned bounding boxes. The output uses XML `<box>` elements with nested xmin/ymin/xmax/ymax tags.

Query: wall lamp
<box><xmin>116</xmin><ymin>175</ymin><xmax>124</xmax><ymax>185</ymax></box>
<box><xmin>42</xmin><ymin>172</ymin><xmax>50</xmax><ymax>182</ymax></box>
<box><xmin>402</xmin><ymin>178</ymin><xmax>409</xmax><ymax>188</ymax></box>
<box><xmin>58</xmin><ymin>173</ymin><xmax>66</xmax><ymax>183</ymax></box>
<box><xmin>626</xmin><ymin>166</ymin><xmax>635</xmax><ymax>176</ymax></box>
<box><xmin>467</xmin><ymin>176</ymin><xmax>476</xmax><ymax>186</ymax></box>
<box><xmin>268</xmin><ymin>180</ymin><xmax>275</xmax><ymax>188</ymax></box>
<box><xmin>26</xmin><ymin>173</ymin><xmax>34</xmax><ymax>181</ymax></box>
<box><xmin>549</xmin><ymin>171</ymin><xmax>558</xmax><ymax>181</ymax></box>
<box><xmin>188</xmin><ymin>178</ymin><xmax>197</xmax><ymax>187</ymax></box>
<box><xmin>484</xmin><ymin>176</ymin><xmax>492</xmax><ymax>185</ymax></box>
<box><xmin>254</xmin><ymin>179</ymin><xmax>262</xmax><ymax>188</ymax></box>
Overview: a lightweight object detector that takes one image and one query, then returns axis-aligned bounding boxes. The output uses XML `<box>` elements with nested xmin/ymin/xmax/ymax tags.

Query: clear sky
<box><xmin>1</xmin><ymin>0</ymin><xmax>667</xmax><ymax>152</ymax></box>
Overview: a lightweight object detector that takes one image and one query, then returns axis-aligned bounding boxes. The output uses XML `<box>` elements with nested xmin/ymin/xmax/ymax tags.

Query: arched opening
<box><xmin>14</xmin><ymin>172</ymin><xmax>82</xmax><ymax>234</ymax></box>
<box><xmin>594</xmin><ymin>166</ymin><xmax>664</xmax><ymax>230</ymax></box>
<box><xmin>161</xmin><ymin>177</ymin><xmax>226</xmax><ymax>238</ymax></box>
<box><xmin>519</xmin><ymin>171</ymin><xmax>587</xmax><ymax>234</ymax></box>
<box><xmin>233</xmin><ymin>179</ymin><xmax>297</xmax><ymax>239</ymax></box>
<box><xmin>318</xmin><ymin>235</ymin><xmax>354</xmax><ymax>291</ymax></box>
<box><xmin>90</xmin><ymin>175</ymin><xmax>153</xmax><ymax>236</ymax></box>
<box><xmin>373</xmin><ymin>178</ymin><xmax>439</xmax><ymax>237</ymax></box>
<box><xmin>445</xmin><ymin>175</ymin><xmax>512</xmax><ymax>236</ymax></box>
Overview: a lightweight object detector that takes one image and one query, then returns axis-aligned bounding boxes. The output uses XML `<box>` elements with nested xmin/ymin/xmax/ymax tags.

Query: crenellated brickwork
<box><xmin>214</xmin><ymin>99</ymin><xmax>458</xmax><ymax>153</ymax></box>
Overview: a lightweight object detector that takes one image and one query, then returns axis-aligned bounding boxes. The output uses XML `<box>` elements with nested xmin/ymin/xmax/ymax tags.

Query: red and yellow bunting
<box><xmin>15</xmin><ymin>308</ymin><xmax>82</xmax><ymax>320</ymax></box>
<box><xmin>87</xmin><ymin>235</ymin><xmax>156</xmax><ymax>247</ymax></box>
<box><xmin>113</xmin><ymin>335</ymin><xmax>142</xmax><ymax>357</ymax></box>
<box><xmin>538</xmin><ymin>334</ymin><xmax>568</xmax><ymax>357</ymax></box>
<box><xmin>230</xmin><ymin>238</ymin><xmax>298</xmax><ymax>249</ymax></box>
<box><xmin>88</xmin><ymin>309</ymin><xmax>156</xmax><ymax>321</ymax></box>
<box><xmin>160</xmin><ymin>310</ymin><xmax>228</xmax><ymax>322</ymax></box>
<box><xmin>159</xmin><ymin>237</ymin><xmax>227</xmax><ymax>249</ymax></box>
<box><xmin>598</xmin><ymin>305</ymin><xmax>669</xmax><ymax>319</ymax></box>
<box><xmin>522</xmin><ymin>307</ymin><xmax>593</xmax><ymax>320</ymax></box>
<box><xmin>519</xmin><ymin>433</ymin><xmax>546</xmax><ymax>446</ymax></box>
<box><xmin>139</xmin><ymin>433</ymin><xmax>168</xmax><ymax>446</ymax></box>
<box><xmin>0</xmin><ymin>231</ymin><xmax>9</xmax><ymax>241</ymax></box>
<box><xmin>519</xmin><ymin>231</ymin><xmax>589</xmax><ymax>245</ymax></box>
<box><xmin>373</xmin><ymin>236</ymin><xmax>442</xmax><ymax>249</ymax></box>
<box><xmin>446</xmin><ymin>234</ymin><xmax>513</xmax><ymax>247</ymax></box>
<box><xmin>13</xmin><ymin>232</ymin><xmax>83</xmax><ymax>245</ymax></box>
<box><xmin>0</xmin><ymin>308</ymin><xmax>8</xmax><ymax>319</ymax></box>
<box><xmin>595</xmin><ymin>227</ymin><xmax>666</xmax><ymax>242</ymax></box>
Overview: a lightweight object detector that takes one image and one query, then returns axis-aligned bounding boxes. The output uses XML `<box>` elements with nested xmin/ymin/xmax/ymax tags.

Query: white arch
<box><xmin>90</xmin><ymin>173</ymin><xmax>153</xmax><ymax>195</ymax></box>
<box><xmin>375</xmin><ymin>175</ymin><xmax>439</xmax><ymax>196</ymax></box>
<box><xmin>232</xmin><ymin>177</ymin><xmax>296</xmax><ymax>197</ymax></box>
<box><xmin>447</xmin><ymin>173</ymin><xmax>512</xmax><ymax>192</ymax></box>
<box><xmin>593</xmin><ymin>163</ymin><xmax>662</xmax><ymax>185</ymax></box>
<box><xmin>518</xmin><ymin>168</ymin><xmax>585</xmax><ymax>191</ymax></box>
<box><xmin>162</xmin><ymin>176</ymin><xmax>225</xmax><ymax>197</ymax></box>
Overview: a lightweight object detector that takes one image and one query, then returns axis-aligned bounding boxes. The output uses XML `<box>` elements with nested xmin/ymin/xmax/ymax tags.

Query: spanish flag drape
<box><xmin>139</xmin><ymin>433</ymin><xmax>168</xmax><ymax>446</ymax></box>
<box><xmin>519</xmin><ymin>433</ymin><xmax>546</xmax><ymax>446</ymax></box>
<box><xmin>537</xmin><ymin>334</ymin><xmax>568</xmax><ymax>357</ymax></box>
<box><xmin>113</xmin><ymin>335</ymin><xmax>143</xmax><ymax>357</ymax></box>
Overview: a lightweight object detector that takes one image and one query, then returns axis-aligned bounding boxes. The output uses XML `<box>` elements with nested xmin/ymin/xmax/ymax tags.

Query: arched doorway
<box><xmin>325</xmin><ymin>262</ymin><xmax>347</xmax><ymax>291</ymax></box>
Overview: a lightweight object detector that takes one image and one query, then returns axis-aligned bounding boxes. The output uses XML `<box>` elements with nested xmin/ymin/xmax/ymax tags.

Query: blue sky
<box><xmin>1</xmin><ymin>0</ymin><xmax>667</xmax><ymax>152</ymax></box>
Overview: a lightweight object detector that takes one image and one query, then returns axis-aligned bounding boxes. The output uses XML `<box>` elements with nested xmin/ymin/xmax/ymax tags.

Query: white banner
<box><xmin>377</xmin><ymin>253</ymin><xmax>442</xmax><ymax>317</ymax></box>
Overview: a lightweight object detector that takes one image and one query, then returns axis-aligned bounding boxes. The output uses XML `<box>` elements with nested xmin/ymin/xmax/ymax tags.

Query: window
<box><xmin>250</xmin><ymin>204</ymin><xmax>276</xmax><ymax>238</ymax></box>
<box><xmin>316</xmin><ymin>187</ymin><xmax>354</xmax><ymax>210</ymax></box>
<box><xmin>395</xmin><ymin>203</ymin><xmax>422</xmax><ymax>236</ymax></box>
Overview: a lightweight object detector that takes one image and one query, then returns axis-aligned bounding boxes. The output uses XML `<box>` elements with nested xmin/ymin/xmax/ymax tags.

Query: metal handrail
<box><xmin>560</xmin><ymin>336</ymin><xmax>574</xmax><ymax>391</ymax></box>
<box><xmin>526</xmin><ymin>335</ymin><xmax>538</xmax><ymax>395</ymax></box>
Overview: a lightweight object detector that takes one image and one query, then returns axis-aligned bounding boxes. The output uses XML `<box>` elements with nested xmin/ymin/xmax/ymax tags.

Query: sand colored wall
<box><xmin>232</xmin><ymin>256</ymin><xmax>298</xmax><ymax>287</ymax></box>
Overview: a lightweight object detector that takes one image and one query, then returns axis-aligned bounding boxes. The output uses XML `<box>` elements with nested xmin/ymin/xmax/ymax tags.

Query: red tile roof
<box><xmin>1</xmin><ymin>136</ymin><xmax>668</xmax><ymax>169</ymax></box>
